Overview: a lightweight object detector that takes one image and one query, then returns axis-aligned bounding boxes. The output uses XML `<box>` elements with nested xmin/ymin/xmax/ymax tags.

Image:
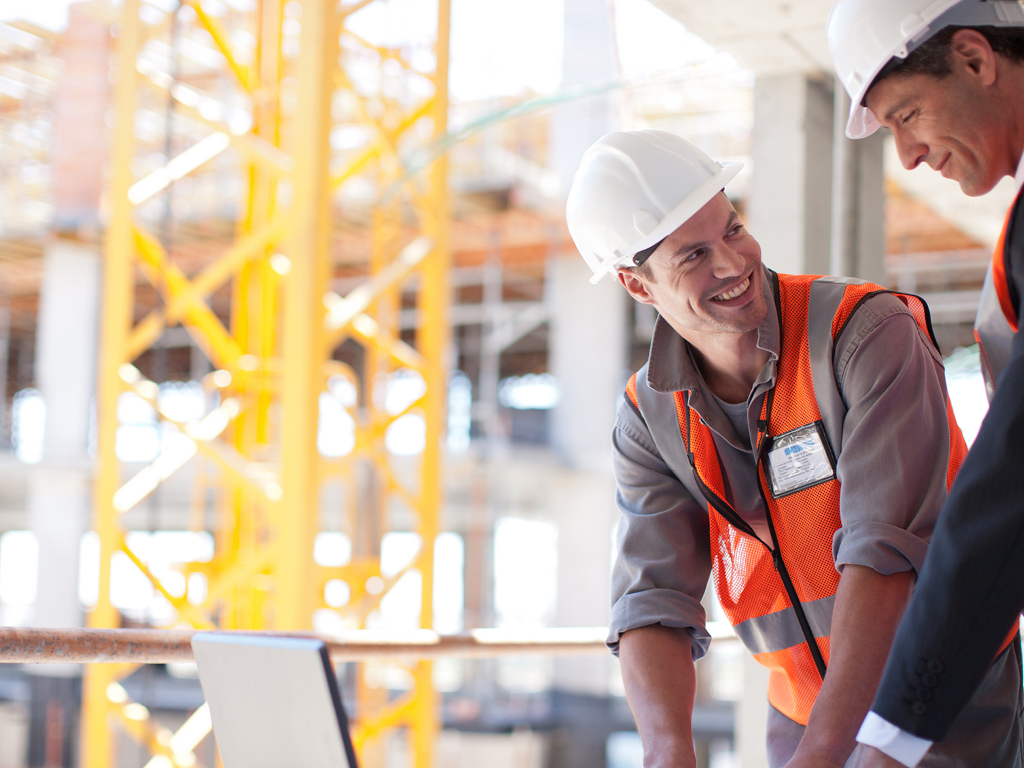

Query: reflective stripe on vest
<box><xmin>626</xmin><ymin>272</ymin><xmax>969</xmax><ymax>726</ymax></box>
<box><xmin>976</xmin><ymin>198</ymin><xmax>1020</xmax><ymax>400</ymax></box>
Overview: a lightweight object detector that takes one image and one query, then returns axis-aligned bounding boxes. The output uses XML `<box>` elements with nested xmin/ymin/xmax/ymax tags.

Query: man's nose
<box><xmin>711</xmin><ymin>244</ymin><xmax>746</xmax><ymax>278</ymax></box>
<box><xmin>895</xmin><ymin>132</ymin><xmax>928</xmax><ymax>170</ymax></box>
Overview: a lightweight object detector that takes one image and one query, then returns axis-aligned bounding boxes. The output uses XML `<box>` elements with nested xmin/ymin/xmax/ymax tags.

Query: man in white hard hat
<box><xmin>567</xmin><ymin>129</ymin><xmax>1022</xmax><ymax>768</ymax></box>
<box><xmin>827</xmin><ymin>1</ymin><xmax>1024</xmax><ymax>766</ymax></box>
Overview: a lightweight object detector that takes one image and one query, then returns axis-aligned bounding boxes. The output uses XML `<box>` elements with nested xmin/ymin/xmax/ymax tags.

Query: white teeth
<box><xmin>712</xmin><ymin>277</ymin><xmax>750</xmax><ymax>302</ymax></box>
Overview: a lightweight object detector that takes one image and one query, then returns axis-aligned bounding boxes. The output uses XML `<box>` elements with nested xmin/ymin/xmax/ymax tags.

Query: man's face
<box><xmin>619</xmin><ymin>193</ymin><xmax>767</xmax><ymax>340</ymax></box>
<box><xmin>864</xmin><ymin>34</ymin><xmax>1012</xmax><ymax>196</ymax></box>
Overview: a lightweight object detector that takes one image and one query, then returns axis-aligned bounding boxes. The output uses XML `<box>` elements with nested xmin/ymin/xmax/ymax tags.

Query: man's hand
<box><xmin>846</xmin><ymin>745</ymin><xmax>911</xmax><ymax>768</ymax></box>
<box><xmin>793</xmin><ymin>566</ymin><xmax>914</xmax><ymax>766</ymax></box>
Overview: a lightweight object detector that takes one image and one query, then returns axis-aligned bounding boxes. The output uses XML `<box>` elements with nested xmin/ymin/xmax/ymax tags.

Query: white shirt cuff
<box><xmin>856</xmin><ymin>711</ymin><xmax>934</xmax><ymax>768</ymax></box>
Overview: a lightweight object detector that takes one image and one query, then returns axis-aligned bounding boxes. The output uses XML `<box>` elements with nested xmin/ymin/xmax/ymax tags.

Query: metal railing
<box><xmin>0</xmin><ymin>626</ymin><xmax>612</xmax><ymax>664</ymax></box>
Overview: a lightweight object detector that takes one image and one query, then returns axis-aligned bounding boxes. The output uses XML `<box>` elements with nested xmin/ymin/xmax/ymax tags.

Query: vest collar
<box><xmin>644</xmin><ymin>265</ymin><xmax>780</xmax><ymax>396</ymax></box>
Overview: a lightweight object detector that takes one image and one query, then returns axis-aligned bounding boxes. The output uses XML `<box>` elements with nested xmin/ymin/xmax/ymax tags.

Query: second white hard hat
<box><xmin>828</xmin><ymin>0</ymin><xmax>1024</xmax><ymax>139</ymax></box>
<box><xmin>566</xmin><ymin>130</ymin><xmax>742</xmax><ymax>285</ymax></box>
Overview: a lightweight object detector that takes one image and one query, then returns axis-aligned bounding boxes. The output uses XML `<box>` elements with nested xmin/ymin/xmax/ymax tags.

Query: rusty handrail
<box><xmin>0</xmin><ymin>627</ymin><xmax>615</xmax><ymax>664</ymax></box>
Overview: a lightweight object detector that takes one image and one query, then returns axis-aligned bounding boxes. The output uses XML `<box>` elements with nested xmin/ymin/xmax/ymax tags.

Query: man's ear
<box><xmin>950</xmin><ymin>28</ymin><xmax>998</xmax><ymax>86</ymax></box>
<box><xmin>617</xmin><ymin>269</ymin><xmax>656</xmax><ymax>305</ymax></box>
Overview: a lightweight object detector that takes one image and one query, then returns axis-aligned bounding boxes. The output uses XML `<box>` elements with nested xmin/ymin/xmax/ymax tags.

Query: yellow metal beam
<box><xmin>180</xmin><ymin>0</ymin><xmax>253</xmax><ymax>90</ymax></box>
<box><xmin>83</xmin><ymin>0</ymin><xmax>142</xmax><ymax>763</ymax></box>
<box><xmin>86</xmin><ymin>0</ymin><xmax>453</xmax><ymax>763</ymax></box>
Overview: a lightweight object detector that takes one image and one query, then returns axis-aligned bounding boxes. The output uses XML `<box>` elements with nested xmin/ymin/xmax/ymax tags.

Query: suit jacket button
<box><xmin>927</xmin><ymin>660</ymin><xmax>944</xmax><ymax>674</ymax></box>
<box><xmin>922</xmin><ymin>672</ymin><xmax>939</xmax><ymax>687</ymax></box>
<box><xmin>912</xmin><ymin>701</ymin><xmax>927</xmax><ymax>715</ymax></box>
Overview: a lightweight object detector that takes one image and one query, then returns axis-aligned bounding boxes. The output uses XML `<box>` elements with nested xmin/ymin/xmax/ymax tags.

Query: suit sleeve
<box><xmin>870</xmin><ymin>192</ymin><xmax>1024</xmax><ymax>742</ymax></box>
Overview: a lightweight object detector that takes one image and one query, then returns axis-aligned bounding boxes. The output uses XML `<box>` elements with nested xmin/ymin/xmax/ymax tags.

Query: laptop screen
<box><xmin>192</xmin><ymin>633</ymin><xmax>359</xmax><ymax>768</ymax></box>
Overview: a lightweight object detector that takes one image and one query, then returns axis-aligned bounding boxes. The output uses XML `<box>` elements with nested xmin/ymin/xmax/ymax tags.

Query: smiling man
<box><xmin>565</xmin><ymin>130</ymin><xmax>1022</xmax><ymax>768</ymax></box>
<box><xmin>825</xmin><ymin>1</ymin><xmax>1024</xmax><ymax>767</ymax></box>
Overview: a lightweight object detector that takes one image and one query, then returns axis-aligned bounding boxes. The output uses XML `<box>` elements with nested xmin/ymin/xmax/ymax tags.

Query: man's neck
<box><xmin>1000</xmin><ymin>64</ymin><xmax>1024</xmax><ymax>181</ymax></box>
<box><xmin>685</xmin><ymin>328</ymin><xmax>769</xmax><ymax>405</ymax></box>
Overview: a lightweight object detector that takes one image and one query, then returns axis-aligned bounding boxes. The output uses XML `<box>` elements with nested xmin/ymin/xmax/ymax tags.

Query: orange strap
<box><xmin>625</xmin><ymin>373</ymin><xmax>638</xmax><ymax>408</ymax></box>
<box><xmin>993</xmin><ymin>206</ymin><xmax>1020</xmax><ymax>332</ymax></box>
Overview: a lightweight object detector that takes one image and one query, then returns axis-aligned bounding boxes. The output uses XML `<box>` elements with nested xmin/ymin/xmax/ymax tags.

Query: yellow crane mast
<box><xmin>82</xmin><ymin>0</ymin><xmax>451</xmax><ymax>765</ymax></box>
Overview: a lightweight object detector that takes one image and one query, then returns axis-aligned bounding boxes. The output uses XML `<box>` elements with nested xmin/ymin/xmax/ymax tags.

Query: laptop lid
<box><xmin>191</xmin><ymin>633</ymin><xmax>359</xmax><ymax>768</ymax></box>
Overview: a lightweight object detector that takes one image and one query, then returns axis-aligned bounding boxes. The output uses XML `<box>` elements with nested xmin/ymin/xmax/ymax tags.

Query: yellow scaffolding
<box><xmin>83</xmin><ymin>0</ymin><xmax>451</xmax><ymax>765</ymax></box>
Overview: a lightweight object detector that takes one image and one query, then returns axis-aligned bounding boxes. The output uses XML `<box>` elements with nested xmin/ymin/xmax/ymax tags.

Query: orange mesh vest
<box><xmin>976</xmin><ymin>191</ymin><xmax>1021</xmax><ymax>399</ymax></box>
<box><xmin>634</xmin><ymin>272</ymin><xmax>974</xmax><ymax>725</ymax></box>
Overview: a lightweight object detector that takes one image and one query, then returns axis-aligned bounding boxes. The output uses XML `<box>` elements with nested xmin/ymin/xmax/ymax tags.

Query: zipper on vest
<box><xmin>755</xmin><ymin>474</ymin><xmax>828</xmax><ymax>681</ymax></box>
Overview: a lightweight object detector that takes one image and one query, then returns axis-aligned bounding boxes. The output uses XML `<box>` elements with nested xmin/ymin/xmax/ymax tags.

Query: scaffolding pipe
<box><xmin>0</xmin><ymin>627</ymin><xmax>614</xmax><ymax>664</ymax></box>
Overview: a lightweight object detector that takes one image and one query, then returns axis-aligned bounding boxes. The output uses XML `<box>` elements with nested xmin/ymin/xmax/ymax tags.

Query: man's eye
<box><xmin>728</xmin><ymin>225</ymin><xmax>744</xmax><ymax>237</ymax></box>
<box><xmin>683</xmin><ymin>249</ymin><xmax>704</xmax><ymax>263</ymax></box>
<box><xmin>901</xmin><ymin>110</ymin><xmax>917</xmax><ymax>125</ymax></box>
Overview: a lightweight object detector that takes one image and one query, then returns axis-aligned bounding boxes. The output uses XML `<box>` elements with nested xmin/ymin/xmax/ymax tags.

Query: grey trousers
<box><xmin>765</xmin><ymin>642</ymin><xmax>1024</xmax><ymax>768</ymax></box>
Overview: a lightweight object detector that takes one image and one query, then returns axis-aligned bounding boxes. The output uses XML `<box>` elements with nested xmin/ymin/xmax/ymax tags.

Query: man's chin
<box><xmin>711</xmin><ymin>302</ymin><xmax>768</xmax><ymax>335</ymax></box>
<box><xmin>957</xmin><ymin>170</ymin><xmax>1001</xmax><ymax>197</ymax></box>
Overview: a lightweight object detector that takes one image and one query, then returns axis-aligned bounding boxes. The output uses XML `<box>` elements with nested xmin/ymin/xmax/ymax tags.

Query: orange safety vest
<box><xmin>975</xmin><ymin>192</ymin><xmax>1021</xmax><ymax>399</ymax></box>
<box><xmin>625</xmin><ymin>272</ymin><xmax>984</xmax><ymax>725</ymax></box>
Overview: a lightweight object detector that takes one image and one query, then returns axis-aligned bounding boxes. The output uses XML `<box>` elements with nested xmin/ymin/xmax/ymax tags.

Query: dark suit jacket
<box><xmin>870</xmin><ymin>186</ymin><xmax>1024</xmax><ymax>741</ymax></box>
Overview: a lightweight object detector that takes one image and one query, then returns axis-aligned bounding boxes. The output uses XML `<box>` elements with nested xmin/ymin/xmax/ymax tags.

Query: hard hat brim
<box><xmin>589</xmin><ymin>161</ymin><xmax>744</xmax><ymax>284</ymax></box>
<box><xmin>846</xmin><ymin>103</ymin><xmax>880</xmax><ymax>140</ymax></box>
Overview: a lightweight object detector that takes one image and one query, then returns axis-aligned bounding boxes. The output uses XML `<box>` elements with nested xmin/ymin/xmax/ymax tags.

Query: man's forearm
<box><xmin>790</xmin><ymin>565</ymin><xmax>914</xmax><ymax>766</ymax></box>
<box><xmin>619</xmin><ymin>624</ymin><xmax>698</xmax><ymax>768</ymax></box>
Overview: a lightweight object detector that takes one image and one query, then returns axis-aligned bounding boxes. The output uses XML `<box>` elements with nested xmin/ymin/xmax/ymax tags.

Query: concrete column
<box><xmin>830</xmin><ymin>82</ymin><xmax>886</xmax><ymax>283</ymax></box>
<box><xmin>31</xmin><ymin>243</ymin><xmax>101</xmax><ymax>630</ymax></box>
<box><xmin>546</xmin><ymin>256</ymin><xmax>625</xmax><ymax>699</ymax></box>
<box><xmin>28</xmin><ymin>0</ymin><xmax>109</xmax><ymax>633</ymax></box>
<box><xmin>25</xmin><ymin>6</ymin><xmax>109</xmax><ymax>766</ymax></box>
<box><xmin>550</xmin><ymin>0</ymin><xmax>616</xmax><ymax>195</ymax></box>
<box><xmin>748</xmin><ymin>74</ymin><xmax>835</xmax><ymax>276</ymax></box>
<box><xmin>851</xmin><ymin>133</ymin><xmax>886</xmax><ymax>284</ymax></box>
<box><xmin>547</xmin><ymin>257</ymin><xmax>628</xmax><ymax>473</ymax></box>
<box><xmin>736</xmin><ymin>654</ymin><xmax>771</xmax><ymax>768</ymax></box>
<box><xmin>549</xmin><ymin>469</ymin><xmax>617</xmax><ymax>696</ymax></box>
<box><xmin>546</xmin><ymin>0</ymin><xmax>623</xmax><ymax>705</ymax></box>
<box><xmin>748</xmin><ymin>74</ymin><xmax>885</xmax><ymax>281</ymax></box>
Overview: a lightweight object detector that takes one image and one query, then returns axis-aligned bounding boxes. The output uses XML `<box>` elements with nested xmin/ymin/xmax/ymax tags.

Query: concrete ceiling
<box><xmin>645</xmin><ymin>0</ymin><xmax>1015</xmax><ymax>252</ymax></box>
<box><xmin>647</xmin><ymin>0</ymin><xmax>836</xmax><ymax>75</ymax></box>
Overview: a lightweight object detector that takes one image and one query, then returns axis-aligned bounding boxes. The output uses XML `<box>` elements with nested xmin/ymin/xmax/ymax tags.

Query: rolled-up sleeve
<box><xmin>608</xmin><ymin>400</ymin><xmax>712</xmax><ymax>659</ymax></box>
<box><xmin>832</xmin><ymin>295</ymin><xmax>951</xmax><ymax>576</ymax></box>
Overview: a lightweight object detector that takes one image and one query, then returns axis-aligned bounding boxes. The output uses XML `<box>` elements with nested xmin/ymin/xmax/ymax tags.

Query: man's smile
<box><xmin>710</xmin><ymin>275</ymin><xmax>752</xmax><ymax>303</ymax></box>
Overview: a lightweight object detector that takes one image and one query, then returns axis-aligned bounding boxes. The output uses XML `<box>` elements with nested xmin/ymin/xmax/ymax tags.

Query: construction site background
<box><xmin>0</xmin><ymin>0</ymin><xmax>1002</xmax><ymax>767</ymax></box>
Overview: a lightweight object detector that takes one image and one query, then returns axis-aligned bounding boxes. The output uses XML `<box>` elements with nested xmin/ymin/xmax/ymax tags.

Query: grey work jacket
<box><xmin>609</xmin><ymin>268</ymin><xmax>954</xmax><ymax>660</ymax></box>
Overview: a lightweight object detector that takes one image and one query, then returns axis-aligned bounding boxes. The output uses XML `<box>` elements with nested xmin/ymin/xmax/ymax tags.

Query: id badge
<box><xmin>764</xmin><ymin>422</ymin><xmax>836</xmax><ymax>498</ymax></box>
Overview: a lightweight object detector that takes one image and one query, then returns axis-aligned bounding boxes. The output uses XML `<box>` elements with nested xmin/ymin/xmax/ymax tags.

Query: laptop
<box><xmin>191</xmin><ymin>633</ymin><xmax>360</xmax><ymax>768</ymax></box>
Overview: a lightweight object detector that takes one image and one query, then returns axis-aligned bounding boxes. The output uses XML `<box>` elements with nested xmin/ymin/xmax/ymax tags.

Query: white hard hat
<box><xmin>566</xmin><ymin>130</ymin><xmax>742</xmax><ymax>285</ymax></box>
<box><xmin>828</xmin><ymin>0</ymin><xmax>1024</xmax><ymax>139</ymax></box>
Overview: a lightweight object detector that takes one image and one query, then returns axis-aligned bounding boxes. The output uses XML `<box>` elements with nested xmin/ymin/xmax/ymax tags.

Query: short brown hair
<box><xmin>629</xmin><ymin>260</ymin><xmax>655</xmax><ymax>283</ymax></box>
<box><xmin>885</xmin><ymin>25</ymin><xmax>1024</xmax><ymax>80</ymax></box>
